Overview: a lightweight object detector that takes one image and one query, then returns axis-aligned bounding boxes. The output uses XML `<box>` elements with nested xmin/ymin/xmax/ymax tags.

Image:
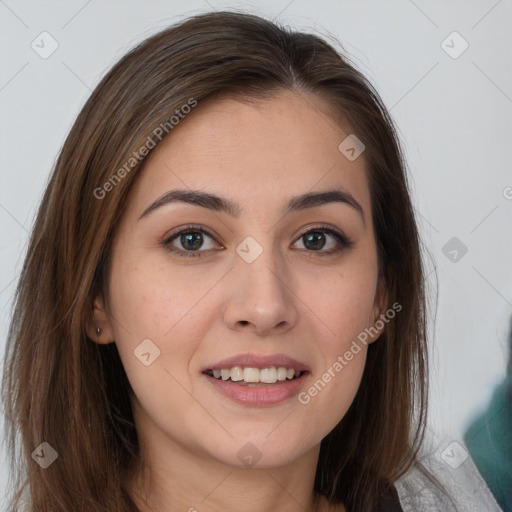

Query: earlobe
<box><xmin>86</xmin><ymin>294</ymin><xmax>115</xmax><ymax>344</ymax></box>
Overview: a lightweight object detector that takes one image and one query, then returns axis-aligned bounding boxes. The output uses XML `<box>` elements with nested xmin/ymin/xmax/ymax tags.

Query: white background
<box><xmin>1</xmin><ymin>0</ymin><xmax>511</xmax><ymax>504</ymax></box>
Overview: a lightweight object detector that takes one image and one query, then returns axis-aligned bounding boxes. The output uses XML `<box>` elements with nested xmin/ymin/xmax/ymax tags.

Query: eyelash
<box><xmin>161</xmin><ymin>224</ymin><xmax>354</xmax><ymax>258</ymax></box>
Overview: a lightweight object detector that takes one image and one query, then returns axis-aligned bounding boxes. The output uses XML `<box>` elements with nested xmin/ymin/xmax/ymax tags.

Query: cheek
<box><xmin>106</xmin><ymin>255</ymin><xmax>190</xmax><ymax>382</ymax></box>
<box><xmin>108</xmin><ymin>247</ymin><xmax>218</xmax><ymax>343</ymax></box>
<box><xmin>292</xmin><ymin>255</ymin><xmax>377</xmax><ymax>431</ymax></box>
<box><xmin>291</xmin><ymin>345</ymin><xmax>368</xmax><ymax>455</ymax></box>
<box><xmin>106</xmin><ymin>258</ymin><xmax>207</xmax><ymax>443</ymax></box>
<box><xmin>306</xmin><ymin>263</ymin><xmax>378</xmax><ymax>345</ymax></box>
<box><xmin>106</xmin><ymin>251</ymin><xmax>224</xmax><ymax>403</ymax></box>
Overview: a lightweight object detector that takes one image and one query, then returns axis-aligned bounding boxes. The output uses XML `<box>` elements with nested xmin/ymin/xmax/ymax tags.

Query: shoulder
<box><xmin>394</xmin><ymin>449</ymin><xmax>504</xmax><ymax>512</ymax></box>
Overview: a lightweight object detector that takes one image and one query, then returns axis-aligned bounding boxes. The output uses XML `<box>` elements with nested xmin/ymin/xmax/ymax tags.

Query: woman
<box><xmin>1</xmin><ymin>10</ymin><xmax>502</xmax><ymax>512</ymax></box>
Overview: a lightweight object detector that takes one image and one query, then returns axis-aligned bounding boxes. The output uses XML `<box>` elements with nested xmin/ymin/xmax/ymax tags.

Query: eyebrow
<box><xmin>138</xmin><ymin>188</ymin><xmax>365</xmax><ymax>224</ymax></box>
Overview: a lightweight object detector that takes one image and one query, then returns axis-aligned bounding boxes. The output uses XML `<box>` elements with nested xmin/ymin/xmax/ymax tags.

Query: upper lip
<box><xmin>203</xmin><ymin>353</ymin><xmax>310</xmax><ymax>372</ymax></box>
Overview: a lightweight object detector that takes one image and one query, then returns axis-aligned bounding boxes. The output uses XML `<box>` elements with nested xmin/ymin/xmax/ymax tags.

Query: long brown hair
<box><xmin>2</xmin><ymin>10</ymin><xmax>435</xmax><ymax>511</ymax></box>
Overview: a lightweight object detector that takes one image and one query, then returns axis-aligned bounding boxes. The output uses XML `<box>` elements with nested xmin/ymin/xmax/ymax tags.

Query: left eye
<box><xmin>162</xmin><ymin>225</ymin><xmax>352</xmax><ymax>258</ymax></box>
<box><xmin>292</xmin><ymin>227</ymin><xmax>351</xmax><ymax>253</ymax></box>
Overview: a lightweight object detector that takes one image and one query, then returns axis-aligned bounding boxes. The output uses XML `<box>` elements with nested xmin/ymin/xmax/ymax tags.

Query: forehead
<box><xmin>127</xmin><ymin>89</ymin><xmax>371</xmax><ymax>218</ymax></box>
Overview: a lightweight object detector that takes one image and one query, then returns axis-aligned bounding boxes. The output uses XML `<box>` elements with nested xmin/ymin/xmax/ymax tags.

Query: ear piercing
<box><xmin>96</xmin><ymin>327</ymin><xmax>102</xmax><ymax>335</ymax></box>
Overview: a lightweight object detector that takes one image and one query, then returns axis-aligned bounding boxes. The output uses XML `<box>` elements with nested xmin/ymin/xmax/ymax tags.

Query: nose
<box><xmin>222</xmin><ymin>243</ymin><xmax>298</xmax><ymax>337</ymax></box>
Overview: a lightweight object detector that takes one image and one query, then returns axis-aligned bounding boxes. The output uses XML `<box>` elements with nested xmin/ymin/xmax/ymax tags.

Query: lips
<box><xmin>201</xmin><ymin>353</ymin><xmax>310</xmax><ymax>406</ymax></box>
<box><xmin>203</xmin><ymin>353</ymin><xmax>310</xmax><ymax>372</ymax></box>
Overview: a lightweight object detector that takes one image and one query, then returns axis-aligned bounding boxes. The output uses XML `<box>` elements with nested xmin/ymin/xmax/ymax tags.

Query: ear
<box><xmin>86</xmin><ymin>293</ymin><xmax>115</xmax><ymax>344</ymax></box>
<box><xmin>367</xmin><ymin>277</ymin><xmax>389</xmax><ymax>344</ymax></box>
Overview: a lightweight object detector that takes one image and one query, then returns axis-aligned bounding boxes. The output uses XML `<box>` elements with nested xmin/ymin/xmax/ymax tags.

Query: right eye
<box><xmin>161</xmin><ymin>225</ymin><xmax>222</xmax><ymax>258</ymax></box>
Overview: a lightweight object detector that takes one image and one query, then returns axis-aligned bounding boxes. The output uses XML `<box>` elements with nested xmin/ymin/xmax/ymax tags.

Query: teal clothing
<box><xmin>464</xmin><ymin>376</ymin><xmax>512</xmax><ymax>512</ymax></box>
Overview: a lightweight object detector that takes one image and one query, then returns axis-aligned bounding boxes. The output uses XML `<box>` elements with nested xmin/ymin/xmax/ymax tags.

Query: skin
<box><xmin>89</xmin><ymin>89</ymin><xmax>387</xmax><ymax>512</ymax></box>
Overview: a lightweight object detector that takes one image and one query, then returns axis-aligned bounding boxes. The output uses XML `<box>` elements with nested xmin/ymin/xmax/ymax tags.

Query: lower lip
<box><xmin>203</xmin><ymin>373</ymin><xmax>308</xmax><ymax>406</ymax></box>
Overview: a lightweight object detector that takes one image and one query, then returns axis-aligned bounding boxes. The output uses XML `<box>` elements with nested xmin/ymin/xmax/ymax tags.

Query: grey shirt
<box><xmin>394</xmin><ymin>450</ymin><xmax>504</xmax><ymax>511</ymax></box>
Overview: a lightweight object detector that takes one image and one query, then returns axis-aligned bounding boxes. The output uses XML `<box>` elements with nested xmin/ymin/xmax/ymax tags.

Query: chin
<box><xmin>204</xmin><ymin>431</ymin><xmax>317</xmax><ymax>469</ymax></box>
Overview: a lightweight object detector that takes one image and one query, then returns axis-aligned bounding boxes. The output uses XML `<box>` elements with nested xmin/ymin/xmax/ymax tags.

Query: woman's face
<box><xmin>95</xmin><ymin>89</ymin><xmax>386</xmax><ymax>469</ymax></box>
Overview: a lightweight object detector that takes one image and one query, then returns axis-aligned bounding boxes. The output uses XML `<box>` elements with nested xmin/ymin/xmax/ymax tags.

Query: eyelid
<box><xmin>163</xmin><ymin>224</ymin><xmax>219</xmax><ymax>244</ymax></box>
<box><xmin>294</xmin><ymin>223</ymin><xmax>347</xmax><ymax>240</ymax></box>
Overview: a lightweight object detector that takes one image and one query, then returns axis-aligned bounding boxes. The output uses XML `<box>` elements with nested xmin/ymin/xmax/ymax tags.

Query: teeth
<box><xmin>243</xmin><ymin>367</ymin><xmax>260</xmax><ymax>383</ymax></box>
<box><xmin>260</xmin><ymin>367</ymin><xmax>277</xmax><ymax>383</ymax></box>
<box><xmin>230</xmin><ymin>366</ymin><xmax>243</xmax><ymax>382</ymax></box>
<box><xmin>208</xmin><ymin>366</ymin><xmax>301</xmax><ymax>383</ymax></box>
